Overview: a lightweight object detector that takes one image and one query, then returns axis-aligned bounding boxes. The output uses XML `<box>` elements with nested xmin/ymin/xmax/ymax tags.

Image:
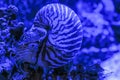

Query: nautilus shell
<box><xmin>15</xmin><ymin>3</ymin><xmax>83</xmax><ymax>68</ymax></box>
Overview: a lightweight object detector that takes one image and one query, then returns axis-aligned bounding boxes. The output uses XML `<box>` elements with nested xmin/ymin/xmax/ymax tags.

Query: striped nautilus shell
<box><xmin>15</xmin><ymin>3</ymin><xmax>83</xmax><ymax>69</ymax></box>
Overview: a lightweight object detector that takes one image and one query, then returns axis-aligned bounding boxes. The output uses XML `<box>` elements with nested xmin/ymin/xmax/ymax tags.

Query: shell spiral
<box><xmin>17</xmin><ymin>3</ymin><xmax>83</xmax><ymax>68</ymax></box>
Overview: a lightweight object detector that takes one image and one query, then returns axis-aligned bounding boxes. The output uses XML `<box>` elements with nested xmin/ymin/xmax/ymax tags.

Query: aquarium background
<box><xmin>0</xmin><ymin>0</ymin><xmax>120</xmax><ymax>80</ymax></box>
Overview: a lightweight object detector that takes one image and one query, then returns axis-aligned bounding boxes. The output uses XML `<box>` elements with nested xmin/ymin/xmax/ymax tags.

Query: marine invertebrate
<box><xmin>15</xmin><ymin>3</ymin><xmax>83</xmax><ymax>78</ymax></box>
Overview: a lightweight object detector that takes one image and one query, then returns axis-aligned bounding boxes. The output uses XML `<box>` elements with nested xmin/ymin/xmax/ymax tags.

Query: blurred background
<box><xmin>0</xmin><ymin>0</ymin><xmax>120</xmax><ymax>80</ymax></box>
